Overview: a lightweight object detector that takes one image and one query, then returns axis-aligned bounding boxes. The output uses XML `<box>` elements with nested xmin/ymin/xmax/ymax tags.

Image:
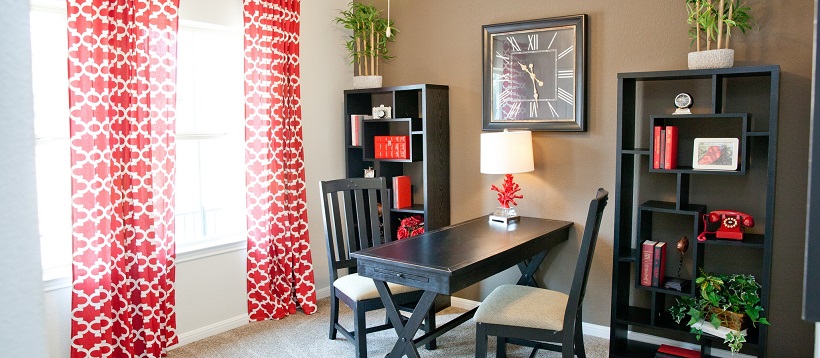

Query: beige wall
<box><xmin>371</xmin><ymin>0</ymin><xmax>814</xmax><ymax>356</ymax></box>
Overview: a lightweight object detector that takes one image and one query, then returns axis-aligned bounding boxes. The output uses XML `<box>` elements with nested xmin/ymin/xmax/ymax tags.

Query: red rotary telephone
<box><xmin>697</xmin><ymin>210</ymin><xmax>755</xmax><ymax>242</ymax></box>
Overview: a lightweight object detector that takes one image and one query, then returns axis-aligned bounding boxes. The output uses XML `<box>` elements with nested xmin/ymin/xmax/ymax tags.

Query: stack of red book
<box><xmin>640</xmin><ymin>240</ymin><xmax>667</xmax><ymax>287</ymax></box>
<box><xmin>374</xmin><ymin>136</ymin><xmax>409</xmax><ymax>159</ymax></box>
<box><xmin>653</xmin><ymin>125</ymin><xmax>679</xmax><ymax>169</ymax></box>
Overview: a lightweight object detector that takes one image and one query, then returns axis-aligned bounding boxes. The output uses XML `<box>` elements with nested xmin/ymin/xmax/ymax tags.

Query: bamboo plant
<box><xmin>686</xmin><ymin>0</ymin><xmax>753</xmax><ymax>51</ymax></box>
<box><xmin>334</xmin><ymin>2</ymin><xmax>397</xmax><ymax>77</ymax></box>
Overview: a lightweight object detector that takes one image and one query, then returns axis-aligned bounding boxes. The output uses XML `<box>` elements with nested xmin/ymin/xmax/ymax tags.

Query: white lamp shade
<box><xmin>480</xmin><ymin>130</ymin><xmax>535</xmax><ymax>174</ymax></box>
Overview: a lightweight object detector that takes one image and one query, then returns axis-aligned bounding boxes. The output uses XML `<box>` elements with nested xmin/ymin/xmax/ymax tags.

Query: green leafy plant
<box><xmin>669</xmin><ymin>269</ymin><xmax>770</xmax><ymax>353</ymax></box>
<box><xmin>334</xmin><ymin>2</ymin><xmax>397</xmax><ymax>76</ymax></box>
<box><xmin>686</xmin><ymin>0</ymin><xmax>754</xmax><ymax>51</ymax></box>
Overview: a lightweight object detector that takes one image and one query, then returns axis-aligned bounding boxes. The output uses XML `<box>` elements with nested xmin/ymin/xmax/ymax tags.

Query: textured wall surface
<box><xmin>376</xmin><ymin>0</ymin><xmax>815</xmax><ymax>356</ymax></box>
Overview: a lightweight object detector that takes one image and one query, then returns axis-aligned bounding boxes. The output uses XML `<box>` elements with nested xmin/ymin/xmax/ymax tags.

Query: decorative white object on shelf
<box><xmin>353</xmin><ymin>75</ymin><xmax>382</xmax><ymax>89</ymax></box>
<box><xmin>691</xmin><ymin>319</ymin><xmax>747</xmax><ymax>340</ymax></box>
<box><xmin>688</xmin><ymin>49</ymin><xmax>734</xmax><ymax>70</ymax></box>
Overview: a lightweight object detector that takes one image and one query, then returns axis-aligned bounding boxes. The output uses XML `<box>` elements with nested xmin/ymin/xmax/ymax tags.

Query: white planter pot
<box><xmin>688</xmin><ymin>49</ymin><xmax>735</xmax><ymax>70</ymax></box>
<box><xmin>353</xmin><ymin>75</ymin><xmax>383</xmax><ymax>89</ymax></box>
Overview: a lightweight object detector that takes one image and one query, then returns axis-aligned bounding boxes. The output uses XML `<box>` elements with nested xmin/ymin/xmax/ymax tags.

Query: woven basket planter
<box><xmin>709</xmin><ymin>307</ymin><xmax>747</xmax><ymax>331</ymax></box>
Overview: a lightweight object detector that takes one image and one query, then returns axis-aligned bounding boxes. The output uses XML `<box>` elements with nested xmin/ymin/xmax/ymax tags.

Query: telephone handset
<box><xmin>697</xmin><ymin>210</ymin><xmax>755</xmax><ymax>242</ymax></box>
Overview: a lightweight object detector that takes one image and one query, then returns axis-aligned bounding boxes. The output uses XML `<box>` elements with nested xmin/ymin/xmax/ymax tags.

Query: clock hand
<box><xmin>528</xmin><ymin>63</ymin><xmax>544</xmax><ymax>87</ymax></box>
<box><xmin>519</xmin><ymin>62</ymin><xmax>544</xmax><ymax>107</ymax></box>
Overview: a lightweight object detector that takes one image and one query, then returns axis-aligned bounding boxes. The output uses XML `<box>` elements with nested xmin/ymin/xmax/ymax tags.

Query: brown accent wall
<box><xmin>372</xmin><ymin>0</ymin><xmax>814</xmax><ymax>355</ymax></box>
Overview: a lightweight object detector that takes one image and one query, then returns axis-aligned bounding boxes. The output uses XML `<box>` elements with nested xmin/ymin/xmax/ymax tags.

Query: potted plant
<box><xmin>685</xmin><ymin>0</ymin><xmax>754</xmax><ymax>69</ymax></box>
<box><xmin>669</xmin><ymin>269</ymin><xmax>770</xmax><ymax>353</ymax></box>
<box><xmin>334</xmin><ymin>2</ymin><xmax>397</xmax><ymax>89</ymax></box>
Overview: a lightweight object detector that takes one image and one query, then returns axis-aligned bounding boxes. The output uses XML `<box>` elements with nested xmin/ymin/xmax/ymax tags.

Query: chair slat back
<box><xmin>564</xmin><ymin>188</ymin><xmax>608</xmax><ymax>326</ymax></box>
<box><xmin>320</xmin><ymin>178</ymin><xmax>392</xmax><ymax>281</ymax></box>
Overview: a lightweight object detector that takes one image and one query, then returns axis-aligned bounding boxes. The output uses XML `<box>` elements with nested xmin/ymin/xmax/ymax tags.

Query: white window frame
<box><xmin>31</xmin><ymin>3</ymin><xmax>248</xmax><ymax>289</ymax></box>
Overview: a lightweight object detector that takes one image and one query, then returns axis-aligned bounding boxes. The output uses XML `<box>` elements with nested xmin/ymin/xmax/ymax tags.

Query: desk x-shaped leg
<box><xmin>516</xmin><ymin>250</ymin><xmax>549</xmax><ymax>287</ymax></box>
<box><xmin>374</xmin><ymin>280</ymin><xmax>438</xmax><ymax>358</ymax></box>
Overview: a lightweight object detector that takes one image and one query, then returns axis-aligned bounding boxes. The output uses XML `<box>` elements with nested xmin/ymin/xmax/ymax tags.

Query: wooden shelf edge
<box><xmin>639</xmin><ymin>200</ymin><xmax>706</xmax><ymax>214</ymax></box>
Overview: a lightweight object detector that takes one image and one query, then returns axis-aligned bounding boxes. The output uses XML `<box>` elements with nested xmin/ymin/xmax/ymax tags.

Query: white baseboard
<box><xmin>316</xmin><ymin>286</ymin><xmax>331</xmax><ymax>299</ymax></box>
<box><xmin>172</xmin><ymin>286</ymin><xmax>331</xmax><ymax>350</ymax></box>
<box><xmin>170</xmin><ymin>313</ymin><xmax>249</xmax><ymax>349</ymax></box>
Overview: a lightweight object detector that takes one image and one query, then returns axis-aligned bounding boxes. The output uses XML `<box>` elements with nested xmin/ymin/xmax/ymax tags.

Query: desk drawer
<box><xmin>372</xmin><ymin>267</ymin><xmax>430</xmax><ymax>284</ymax></box>
<box><xmin>356</xmin><ymin>261</ymin><xmax>451</xmax><ymax>294</ymax></box>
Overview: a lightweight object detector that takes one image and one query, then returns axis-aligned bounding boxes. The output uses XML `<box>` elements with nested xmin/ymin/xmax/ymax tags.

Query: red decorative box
<box><xmin>374</xmin><ymin>136</ymin><xmax>409</xmax><ymax>159</ymax></box>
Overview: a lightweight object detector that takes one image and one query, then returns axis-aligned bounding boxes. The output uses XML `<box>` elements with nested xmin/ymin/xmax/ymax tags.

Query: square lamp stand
<box><xmin>489</xmin><ymin>207</ymin><xmax>520</xmax><ymax>224</ymax></box>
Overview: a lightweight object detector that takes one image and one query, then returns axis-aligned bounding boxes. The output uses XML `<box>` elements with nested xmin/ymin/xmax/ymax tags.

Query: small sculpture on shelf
<box><xmin>676</xmin><ymin>235</ymin><xmax>689</xmax><ymax>276</ymax></box>
<box><xmin>664</xmin><ymin>235</ymin><xmax>690</xmax><ymax>292</ymax></box>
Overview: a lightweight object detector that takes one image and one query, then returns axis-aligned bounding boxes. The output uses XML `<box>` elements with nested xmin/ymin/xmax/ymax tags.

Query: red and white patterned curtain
<box><xmin>244</xmin><ymin>0</ymin><xmax>317</xmax><ymax>320</ymax></box>
<box><xmin>67</xmin><ymin>0</ymin><xmax>179</xmax><ymax>356</ymax></box>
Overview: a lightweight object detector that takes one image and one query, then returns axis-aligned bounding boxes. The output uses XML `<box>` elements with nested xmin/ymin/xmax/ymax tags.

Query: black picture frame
<box><xmin>482</xmin><ymin>14</ymin><xmax>587</xmax><ymax>132</ymax></box>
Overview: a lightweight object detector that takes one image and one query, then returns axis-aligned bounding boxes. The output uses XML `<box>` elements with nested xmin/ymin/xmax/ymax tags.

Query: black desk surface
<box><xmin>352</xmin><ymin>215</ymin><xmax>573</xmax><ymax>295</ymax></box>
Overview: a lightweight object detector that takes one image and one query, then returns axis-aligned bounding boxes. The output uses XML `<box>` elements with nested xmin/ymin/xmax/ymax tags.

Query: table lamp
<box><xmin>480</xmin><ymin>130</ymin><xmax>535</xmax><ymax>224</ymax></box>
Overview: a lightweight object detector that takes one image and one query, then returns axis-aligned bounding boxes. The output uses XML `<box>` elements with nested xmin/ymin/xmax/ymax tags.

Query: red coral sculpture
<box><xmin>490</xmin><ymin>174</ymin><xmax>523</xmax><ymax>209</ymax></box>
<box><xmin>397</xmin><ymin>215</ymin><xmax>425</xmax><ymax>240</ymax></box>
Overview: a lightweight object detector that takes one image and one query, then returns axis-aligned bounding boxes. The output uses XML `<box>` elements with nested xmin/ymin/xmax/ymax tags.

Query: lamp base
<box><xmin>489</xmin><ymin>207</ymin><xmax>520</xmax><ymax>225</ymax></box>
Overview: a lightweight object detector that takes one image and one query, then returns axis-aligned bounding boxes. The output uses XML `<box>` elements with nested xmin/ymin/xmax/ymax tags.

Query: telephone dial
<box><xmin>697</xmin><ymin>210</ymin><xmax>755</xmax><ymax>242</ymax></box>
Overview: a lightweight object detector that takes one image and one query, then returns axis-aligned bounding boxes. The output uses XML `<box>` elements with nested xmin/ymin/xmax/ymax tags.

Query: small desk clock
<box><xmin>673</xmin><ymin>93</ymin><xmax>693</xmax><ymax>115</ymax></box>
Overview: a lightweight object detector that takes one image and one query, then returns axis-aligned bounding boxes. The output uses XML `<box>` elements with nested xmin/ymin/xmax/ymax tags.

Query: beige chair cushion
<box><xmin>333</xmin><ymin>273</ymin><xmax>419</xmax><ymax>301</ymax></box>
<box><xmin>474</xmin><ymin>284</ymin><xmax>568</xmax><ymax>331</ymax></box>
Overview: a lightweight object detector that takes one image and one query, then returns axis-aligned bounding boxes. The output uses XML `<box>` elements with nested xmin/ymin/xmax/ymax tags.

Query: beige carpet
<box><xmin>167</xmin><ymin>297</ymin><xmax>609</xmax><ymax>357</ymax></box>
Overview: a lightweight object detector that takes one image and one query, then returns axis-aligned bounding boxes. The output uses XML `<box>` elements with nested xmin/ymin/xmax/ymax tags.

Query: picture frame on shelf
<box><xmin>482</xmin><ymin>14</ymin><xmax>587</xmax><ymax>132</ymax></box>
<box><xmin>692</xmin><ymin>138</ymin><xmax>739</xmax><ymax>170</ymax></box>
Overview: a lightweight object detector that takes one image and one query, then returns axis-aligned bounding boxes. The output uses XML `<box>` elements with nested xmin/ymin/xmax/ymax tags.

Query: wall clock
<box><xmin>482</xmin><ymin>15</ymin><xmax>587</xmax><ymax>131</ymax></box>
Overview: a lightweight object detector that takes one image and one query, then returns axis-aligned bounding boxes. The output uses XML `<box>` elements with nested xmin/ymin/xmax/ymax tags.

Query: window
<box><xmin>31</xmin><ymin>3</ymin><xmax>246</xmax><ymax>281</ymax></box>
<box><xmin>30</xmin><ymin>2</ymin><xmax>71</xmax><ymax>281</ymax></box>
<box><xmin>174</xmin><ymin>21</ymin><xmax>246</xmax><ymax>252</ymax></box>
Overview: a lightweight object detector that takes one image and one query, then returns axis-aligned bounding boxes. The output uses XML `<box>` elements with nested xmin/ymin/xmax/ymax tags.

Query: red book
<box><xmin>350</xmin><ymin>115</ymin><xmax>361</xmax><ymax>146</ymax></box>
<box><xmin>659</xmin><ymin>128</ymin><xmax>666</xmax><ymax>169</ymax></box>
<box><xmin>641</xmin><ymin>240</ymin><xmax>656</xmax><ymax>286</ymax></box>
<box><xmin>664</xmin><ymin>125</ymin><xmax>678</xmax><ymax>169</ymax></box>
<box><xmin>393</xmin><ymin>176</ymin><xmax>411</xmax><ymax>209</ymax></box>
<box><xmin>652</xmin><ymin>241</ymin><xmax>667</xmax><ymax>287</ymax></box>
<box><xmin>653</xmin><ymin>126</ymin><xmax>662</xmax><ymax>169</ymax></box>
<box><xmin>374</xmin><ymin>136</ymin><xmax>409</xmax><ymax>159</ymax></box>
<box><xmin>657</xmin><ymin>344</ymin><xmax>701</xmax><ymax>358</ymax></box>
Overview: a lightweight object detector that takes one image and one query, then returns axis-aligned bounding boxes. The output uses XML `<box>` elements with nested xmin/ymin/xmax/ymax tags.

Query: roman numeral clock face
<box><xmin>483</xmin><ymin>16</ymin><xmax>585</xmax><ymax>131</ymax></box>
<box><xmin>492</xmin><ymin>27</ymin><xmax>574</xmax><ymax>120</ymax></box>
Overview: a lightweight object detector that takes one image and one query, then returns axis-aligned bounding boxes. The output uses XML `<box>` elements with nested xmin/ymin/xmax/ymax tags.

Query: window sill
<box><xmin>177</xmin><ymin>238</ymin><xmax>245</xmax><ymax>263</ymax></box>
<box><xmin>43</xmin><ymin>238</ymin><xmax>246</xmax><ymax>292</ymax></box>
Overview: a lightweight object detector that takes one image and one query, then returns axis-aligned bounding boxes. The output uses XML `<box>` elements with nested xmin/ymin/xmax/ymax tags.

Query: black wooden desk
<box><xmin>350</xmin><ymin>215</ymin><xmax>573</xmax><ymax>357</ymax></box>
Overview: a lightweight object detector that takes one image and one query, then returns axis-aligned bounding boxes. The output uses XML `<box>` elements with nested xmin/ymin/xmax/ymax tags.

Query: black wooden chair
<box><xmin>320</xmin><ymin>178</ymin><xmax>435</xmax><ymax>358</ymax></box>
<box><xmin>474</xmin><ymin>188</ymin><xmax>609</xmax><ymax>358</ymax></box>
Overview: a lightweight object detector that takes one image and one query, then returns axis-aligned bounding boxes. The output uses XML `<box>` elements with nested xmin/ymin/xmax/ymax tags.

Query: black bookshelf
<box><xmin>343</xmin><ymin>84</ymin><xmax>450</xmax><ymax>232</ymax></box>
<box><xmin>610</xmin><ymin>66</ymin><xmax>779</xmax><ymax>357</ymax></box>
